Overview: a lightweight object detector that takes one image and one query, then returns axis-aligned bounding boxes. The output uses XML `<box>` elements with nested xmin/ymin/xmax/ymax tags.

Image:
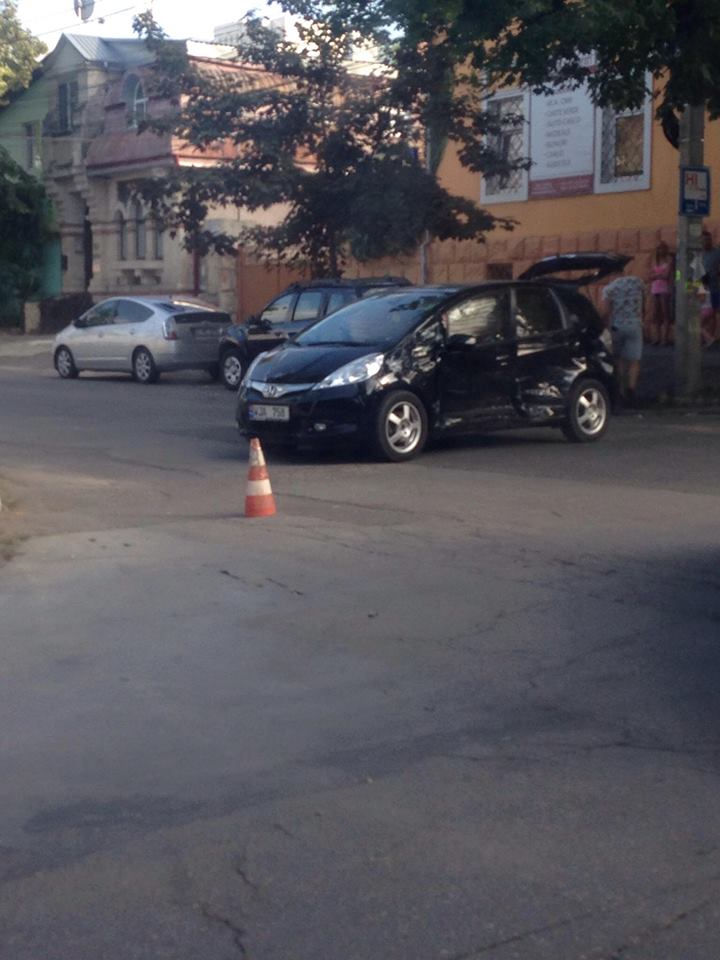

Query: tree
<box><xmin>0</xmin><ymin>0</ymin><xmax>46</xmax><ymax>104</ymax></box>
<box><xmin>0</xmin><ymin>146</ymin><xmax>53</xmax><ymax>315</ymax></box>
<box><xmin>132</xmin><ymin>11</ymin><xmax>511</xmax><ymax>278</ymax></box>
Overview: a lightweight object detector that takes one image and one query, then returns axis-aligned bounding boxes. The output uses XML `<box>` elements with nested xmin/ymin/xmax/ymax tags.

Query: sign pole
<box><xmin>674</xmin><ymin>103</ymin><xmax>706</xmax><ymax>397</ymax></box>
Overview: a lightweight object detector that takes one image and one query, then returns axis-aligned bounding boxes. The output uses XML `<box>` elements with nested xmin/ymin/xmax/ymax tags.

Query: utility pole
<box><xmin>674</xmin><ymin>103</ymin><xmax>705</xmax><ymax>397</ymax></box>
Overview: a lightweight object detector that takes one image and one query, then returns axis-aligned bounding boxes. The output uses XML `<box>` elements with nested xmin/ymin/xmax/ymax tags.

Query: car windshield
<box><xmin>296</xmin><ymin>292</ymin><xmax>447</xmax><ymax>348</ymax></box>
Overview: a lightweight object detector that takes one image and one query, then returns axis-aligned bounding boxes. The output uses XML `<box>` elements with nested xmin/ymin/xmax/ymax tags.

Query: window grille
<box><xmin>481</xmin><ymin>90</ymin><xmax>530</xmax><ymax>204</ymax></box>
<box><xmin>596</xmin><ymin>96</ymin><xmax>651</xmax><ymax>193</ymax></box>
<box><xmin>485</xmin><ymin>96</ymin><xmax>526</xmax><ymax>195</ymax></box>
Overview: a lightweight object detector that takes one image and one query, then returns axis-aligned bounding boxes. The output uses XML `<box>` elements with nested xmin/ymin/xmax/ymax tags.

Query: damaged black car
<box><xmin>236</xmin><ymin>253</ymin><xmax>625</xmax><ymax>462</ymax></box>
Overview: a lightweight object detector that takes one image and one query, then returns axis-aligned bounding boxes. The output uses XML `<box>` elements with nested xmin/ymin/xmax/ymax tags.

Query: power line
<box><xmin>34</xmin><ymin>2</ymin><xmax>142</xmax><ymax>38</ymax></box>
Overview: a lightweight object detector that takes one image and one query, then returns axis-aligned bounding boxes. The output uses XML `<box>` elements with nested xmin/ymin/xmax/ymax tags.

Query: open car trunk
<box><xmin>518</xmin><ymin>253</ymin><xmax>631</xmax><ymax>286</ymax></box>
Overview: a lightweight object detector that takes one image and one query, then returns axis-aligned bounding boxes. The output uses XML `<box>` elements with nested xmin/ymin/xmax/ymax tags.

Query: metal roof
<box><xmin>62</xmin><ymin>34</ymin><xmax>154</xmax><ymax>67</ymax></box>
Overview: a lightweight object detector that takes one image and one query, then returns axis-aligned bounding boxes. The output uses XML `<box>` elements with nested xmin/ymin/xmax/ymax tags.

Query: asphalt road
<box><xmin>2</xmin><ymin>351</ymin><xmax>720</xmax><ymax>960</ymax></box>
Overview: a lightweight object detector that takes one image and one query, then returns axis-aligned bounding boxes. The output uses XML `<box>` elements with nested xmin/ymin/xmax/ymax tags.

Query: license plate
<box><xmin>248</xmin><ymin>404</ymin><xmax>290</xmax><ymax>422</ymax></box>
<box><xmin>193</xmin><ymin>327</ymin><xmax>219</xmax><ymax>339</ymax></box>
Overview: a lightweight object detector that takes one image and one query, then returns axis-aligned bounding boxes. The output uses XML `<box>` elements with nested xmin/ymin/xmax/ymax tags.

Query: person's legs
<box><xmin>651</xmin><ymin>294</ymin><xmax>662</xmax><ymax>345</ymax></box>
<box><xmin>622</xmin><ymin>325</ymin><xmax>643</xmax><ymax>404</ymax></box>
<box><xmin>627</xmin><ymin>359</ymin><xmax>641</xmax><ymax>392</ymax></box>
<box><xmin>658</xmin><ymin>294</ymin><xmax>672</xmax><ymax>345</ymax></box>
<box><xmin>712</xmin><ymin>290</ymin><xmax>720</xmax><ymax>341</ymax></box>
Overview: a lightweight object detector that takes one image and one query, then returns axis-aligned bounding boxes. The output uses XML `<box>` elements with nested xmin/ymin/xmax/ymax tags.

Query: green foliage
<box><xmin>0</xmin><ymin>0</ymin><xmax>46</xmax><ymax>104</ymax></box>
<box><xmin>132</xmin><ymin>11</ymin><xmax>507</xmax><ymax>278</ymax></box>
<box><xmin>289</xmin><ymin>0</ymin><xmax>720</xmax><ymax>122</ymax></box>
<box><xmin>0</xmin><ymin>146</ymin><xmax>53</xmax><ymax>302</ymax></box>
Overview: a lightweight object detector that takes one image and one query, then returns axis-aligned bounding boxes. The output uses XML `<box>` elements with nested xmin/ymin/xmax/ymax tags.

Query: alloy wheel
<box><xmin>385</xmin><ymin>401</ymin><xmax>423</xmax><ymax>455</ymax></box>
<box><xmin>575</xmin><ymin>386</ymin><xmax>607</xmax><ymax>436</ymax></box>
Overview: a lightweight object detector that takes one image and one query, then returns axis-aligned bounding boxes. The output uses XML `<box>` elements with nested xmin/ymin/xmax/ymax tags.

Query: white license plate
<box><xmin>248</xmin><ymin>404</ymin><xmax>290</xmax><ymax>422</ymax></box>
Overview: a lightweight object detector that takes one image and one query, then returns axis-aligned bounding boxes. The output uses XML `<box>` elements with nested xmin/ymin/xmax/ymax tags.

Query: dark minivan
<box><xmin>236</xmin><ymin>254</ymin><xmax>625</xmax><ymax>461</ymax></box>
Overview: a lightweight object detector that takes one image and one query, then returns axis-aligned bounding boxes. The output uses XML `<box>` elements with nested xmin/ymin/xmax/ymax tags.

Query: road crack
<box><xmin>199</xmin><ymin>902</ymin><xmax>249</xmax><ymax>957</ymax></box>
<box><xmin>444</xmin><ymin>910</ymin><xmax>594</xmax><ymax>958</ymax></box>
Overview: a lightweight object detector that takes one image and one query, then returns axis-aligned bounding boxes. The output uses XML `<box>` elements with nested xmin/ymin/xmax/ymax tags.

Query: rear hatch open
<box><xmin>519</xmin><ymin>253</ymin><xmax>631</xmax><ymax>285</ymax></box>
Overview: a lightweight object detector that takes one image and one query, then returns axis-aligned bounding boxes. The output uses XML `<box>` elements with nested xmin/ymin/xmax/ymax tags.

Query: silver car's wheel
<box><xmin>221</xmin><ymin>349</ymin><xmax>245</xmax><ymax>390</ymax></box>
<box><xmin>562</xmin><ymin>379</ymin><xmax>609</xmax><ymax>443</ymax></box>
<box><xmin>374</xmin><ymin>391</ymin><xmax>428</xmax><ymax>462</ymax></box>
<box><xmin>132</xmin><ymin>347</ymin><xmax>159</xmax><ymax>384</ymax></box>
<box><xmin>54</xmin><ymin>346</ymin><xmax>78</xmax><ymax>379</ymax></box>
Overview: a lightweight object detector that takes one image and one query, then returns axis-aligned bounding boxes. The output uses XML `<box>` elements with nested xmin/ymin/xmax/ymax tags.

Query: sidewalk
<box><xmin>638</xmin><ymin>343</ymin><xmax>720</xmax><ymax>402</ymax></box>
<box><xmin>0</xmin><ymin>331</ymin><xmax>53</xmax><ymax>358</ymax></box>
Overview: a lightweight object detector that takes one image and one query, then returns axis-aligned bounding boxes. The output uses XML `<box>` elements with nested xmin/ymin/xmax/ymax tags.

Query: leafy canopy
<box><xmin>0</xmin><ymin>0</ymin><xmax>46</xmax><ymax>104</ymax></box>
<box><xmin>133</xmin><ymin>10</ymin><xmax>509</xmax><ymax>278</ymax></box>
<box><xmin>285</xmin><ymin>0</ymin><xmax>720</xmax><ymax>123</ymax></box>
<box><xmin>0</xmin><ymin>147</ymin><xmax>53</xmax><ymax>301</ymax></box>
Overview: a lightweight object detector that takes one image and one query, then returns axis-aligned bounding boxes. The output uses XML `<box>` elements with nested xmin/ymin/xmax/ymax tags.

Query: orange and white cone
<box><xmin>244</xmin><ymin>438</ymin><xmax>276</xmax><ymax>517</ymax></box>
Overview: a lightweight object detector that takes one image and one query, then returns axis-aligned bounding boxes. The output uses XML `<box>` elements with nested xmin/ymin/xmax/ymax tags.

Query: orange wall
<box><xmin>438</xmin><ymin>112</ymin><xmax>720</xmax><ymax>248</ymax></box>
<box><xmin>234</xmin><ymin>112</ymin><xmax>720</xmax><ymax>315</ymax></box>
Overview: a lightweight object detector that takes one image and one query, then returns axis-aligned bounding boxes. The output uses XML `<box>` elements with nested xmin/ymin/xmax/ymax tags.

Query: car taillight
<box><xmin>162</xmin><ymin>320</ymin><xmax>178</xmax><ymax>341</ymax></box>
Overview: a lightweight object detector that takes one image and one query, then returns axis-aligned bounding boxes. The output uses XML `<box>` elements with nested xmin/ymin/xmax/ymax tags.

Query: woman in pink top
<box><xmin>649</xmin><ymin>241</ymin><xmax>674</xmax><ymax>345</ymax></box>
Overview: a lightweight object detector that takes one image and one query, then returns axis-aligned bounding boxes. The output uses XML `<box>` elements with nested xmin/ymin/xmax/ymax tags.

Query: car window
<box><xmin>115</xmin><ymin>300</ymin><xmax>153</xmax><ymax>323</ymax></box>
<box><xmin>83</xmin><ymin>301</ymin><xmax>118</xmax><ymax>327</ymax></box>
<box><xmin>326</xmin><ymin>289</ymin><xmax>356</xmax><ymax>315</ymax></box>
<box><xmin>514</xmin><ymin>287</ymin><xmax>564</xmax><ymax>337</ymax></box>
<box><xmin>293</xmin><ymin>290</ymin><xmax>324</xmax><ymax>323</ymax></box>
<box><xmin>445</xmin><ymin>291</ymin><xmax>510</xmax><ymax>343</ymax></box>
<box><xmin>555</xmin><ymin>287</ymin><xmax>602</xmax><ymax>331</ymax></box>
<box><xmin>296</xmin><ymin>292</ymin><xmax>445</xmax><ymax>348</ymax></box>
<box><xmin>260</xmin><ymin>293</ymin><xmax>295</xmax><ymax>326</ymax></box>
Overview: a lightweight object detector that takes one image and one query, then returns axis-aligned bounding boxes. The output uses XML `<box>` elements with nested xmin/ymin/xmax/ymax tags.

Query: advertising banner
<box><xmin>529</xmin><ymin>86</ymin><xmax>595</xmax><ymax>199</ymax></box>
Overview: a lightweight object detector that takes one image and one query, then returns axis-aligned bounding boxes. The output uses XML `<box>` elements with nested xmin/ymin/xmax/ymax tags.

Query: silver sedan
<box><xmin>53</xmin><ymin>296</ymin><xmax>231</xmax><ymax>383</ymax></box>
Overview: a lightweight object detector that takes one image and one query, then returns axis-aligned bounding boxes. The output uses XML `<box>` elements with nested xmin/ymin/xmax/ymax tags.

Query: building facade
<box><xmin>0</xmin><ymin>34</ymin><xmax>275</xmax><ymax>322</ymax></box>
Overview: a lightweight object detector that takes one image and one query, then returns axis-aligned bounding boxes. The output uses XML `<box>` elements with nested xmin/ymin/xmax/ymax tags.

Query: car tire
<box><xmin>207</xmin><ymin>363</ymin><xmax>220</xmax><ymax>381</ymax></box>
<box><xmin>220</xmin><ymin>348</ymin><xmax>245</xmax><ymax>390</ymax></box>
<box><xmin>132</xmin><ymin>347</ymin><xmax>160</xmax><ymax>384</ymax></box>
<box><xmin>373</xmin><ymin>391</ymin><xmax>428</xmax><ymax>462</ymax></box>
<box><xmin>54</xmin><ymin>346</ymin><xmax>78</xmax><ymax>379</ymax></box>
<box><xmin>562</xmin><ymin>378</ymin><xmax>610</xmax><ymax>443</ymax></box>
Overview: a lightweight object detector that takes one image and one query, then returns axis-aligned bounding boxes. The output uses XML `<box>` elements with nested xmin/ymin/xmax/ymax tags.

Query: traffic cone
<box><xmin>244</xmin><ymin>438</ymin><xmax>276</xmax><ymax>517</ymax></box>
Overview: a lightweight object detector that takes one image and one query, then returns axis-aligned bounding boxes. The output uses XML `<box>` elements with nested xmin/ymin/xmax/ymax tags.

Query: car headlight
<box><xmin>312</xmin><ymin>353</ymin><xmax>384</xmax><ymax>390</ymax></box>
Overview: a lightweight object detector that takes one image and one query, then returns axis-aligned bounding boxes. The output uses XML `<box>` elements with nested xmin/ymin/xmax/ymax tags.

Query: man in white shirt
<box><xmin>602</xmin><ymin>272</ymin><xmax>645</xmax><ymax>407</ymax></box>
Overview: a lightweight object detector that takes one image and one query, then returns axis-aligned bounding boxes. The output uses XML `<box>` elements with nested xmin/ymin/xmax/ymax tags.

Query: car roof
<box><xmin>97</xmin><ymin>295</ymin><xmax>227</xmax><ymax>313</ymax></box>
<box><xmin>282</xmin><ymin>276</ymin><xmax>411</xmax><ymax>291</ymax></box>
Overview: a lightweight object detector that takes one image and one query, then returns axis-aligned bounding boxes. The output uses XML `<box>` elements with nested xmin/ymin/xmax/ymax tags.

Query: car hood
<box><xmin>250</xmin><ymin>344</ymin><xmax>378</xmax><ymax>384</ymax></box>
<box><xmin>519</xmin><ymin>253</ymin><xmax>631</xmax><ymax>285</ymax></box>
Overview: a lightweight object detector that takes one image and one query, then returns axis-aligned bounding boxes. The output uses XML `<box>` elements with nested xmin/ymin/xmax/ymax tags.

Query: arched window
<box><xmin>124</xmin><ymin>75</ymin><xmax>147</xmax><ymax>128</ymax></box>
<box><xmin>134</xmin><ymin>202</ymin><xmax>146</xmax><ymax>260</ymax></box>
<box><xmin>152</xmin><ymin>217</ymin><xmax>164</xmax><ymax>260</ymax></box>
<box><xmin>116</xmin><ymin>211</ymin><xmax>127</xmax><ymax>261</ymax></box>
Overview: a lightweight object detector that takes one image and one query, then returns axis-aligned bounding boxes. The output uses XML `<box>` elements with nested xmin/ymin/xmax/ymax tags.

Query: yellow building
<box><xmin>428</xmin><ymin>81</ymin><xmax>711</xmax><ymax>296</ymax></box>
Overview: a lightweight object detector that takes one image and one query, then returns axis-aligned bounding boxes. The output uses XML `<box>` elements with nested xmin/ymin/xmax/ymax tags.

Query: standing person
<box><xmin>602</xmin><ymin>269</ymin><xmax>645</xmax><ymax>408</ymax></box>
<box><xmin>701</xmin><ymin>229</ymin><xmax>720</xmax><ymax>346</ymax></box>
<box><xmin>648</xmin><ymin>241</ymin><xmax>674</xmax><ymax>346</ymax></box>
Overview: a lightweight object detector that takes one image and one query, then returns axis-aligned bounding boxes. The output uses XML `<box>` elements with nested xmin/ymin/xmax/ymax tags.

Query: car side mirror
<box><xmin>74</xmin><ymin>317</ymin><xmax>88</xmax><ymax>328</ymax></box>
<box><xmin>247</xmin><ymin>314</ymin><xmax>260</xmax><ymax>327</ymax></box>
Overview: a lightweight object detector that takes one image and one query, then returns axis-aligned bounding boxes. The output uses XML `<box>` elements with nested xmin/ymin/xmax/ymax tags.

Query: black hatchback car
<box><xmin>218</xmin><ymin>276</ymin><xmax>409</xmax><ymax>389</ymax></box>
<box><xmin>236</xmin><ymin>254</ymin><xmax>626</xmax><ymax>461</ymax></box>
